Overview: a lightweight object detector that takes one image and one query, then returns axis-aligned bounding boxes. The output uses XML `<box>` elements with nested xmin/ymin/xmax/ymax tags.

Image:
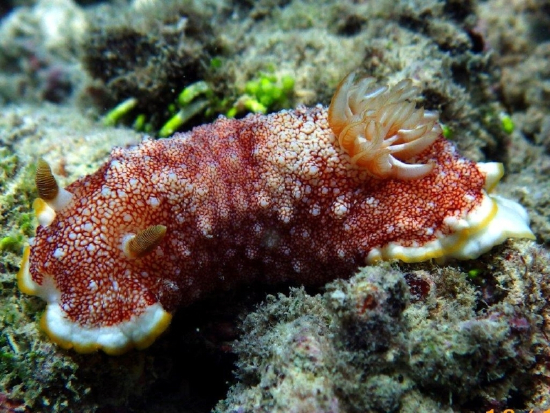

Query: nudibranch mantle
<box><xmin>18</xmin><ymin>74</ymin><xmax>534</xmax><ymax>355</ymax></box>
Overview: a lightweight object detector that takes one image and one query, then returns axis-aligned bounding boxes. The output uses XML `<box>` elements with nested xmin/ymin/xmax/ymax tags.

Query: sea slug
<box><xmin>18</xmin><ymin>73</ymin><xmax>535</xmax><ymax>354</ymax></box>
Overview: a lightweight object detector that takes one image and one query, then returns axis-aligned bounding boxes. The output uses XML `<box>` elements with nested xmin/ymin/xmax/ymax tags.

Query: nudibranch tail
<box><xmin>16</xmin><ymin>160</ymin><xmax>174</xmax><ymax>354</ymax></box>
<box><xmin>328</xmin><ymin>72</ymin><xmax>441</xmax><ymax>179</ymax></box>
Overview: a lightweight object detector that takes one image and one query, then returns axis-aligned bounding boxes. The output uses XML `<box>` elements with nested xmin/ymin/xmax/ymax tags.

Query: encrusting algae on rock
<box><xmin>17</xmin><ymin>72</ymin><xmax>535</xmax><ymax>355</ymax></box>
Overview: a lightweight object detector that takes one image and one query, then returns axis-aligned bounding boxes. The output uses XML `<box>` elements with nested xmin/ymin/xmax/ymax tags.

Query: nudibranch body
<box><xmin>18</xmin><ymin>74</ymin><xmax>534</xmax><ymax>355</ymax></box>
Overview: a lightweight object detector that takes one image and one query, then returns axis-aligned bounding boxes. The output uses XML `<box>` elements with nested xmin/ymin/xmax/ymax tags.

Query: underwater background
<box><xmin>0</xmin><ymin>0</ymin><xmax>549</xmax><ymax>411</ymax></box>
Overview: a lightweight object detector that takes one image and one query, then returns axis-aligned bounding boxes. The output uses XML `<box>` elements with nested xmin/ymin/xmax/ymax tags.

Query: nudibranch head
<box><xmin>19</xmin><ymin>158</ymin><xmax>172</xmax><ymax>355</ymax></box>
<box><xmin>328</xmin><ymin>72</ymin><xmax>442</xmax><ymax>180</ymax></box>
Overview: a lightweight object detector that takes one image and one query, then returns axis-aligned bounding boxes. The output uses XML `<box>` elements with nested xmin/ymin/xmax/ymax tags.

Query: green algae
<box><xmin>103</xmin><ymin>70</ymin><xmax>296</xmax><ymax>137</ymax></box>
<box><xmin>102</xmin><ymin>97</ymin><xmax>138</xmax><ymax>127</ymax></box>
<box><xmin>0</xmin><ymin>152</ymin><xmax>36</xmax><ymax>271</ymax></box>
<box><xmin>500</xmin><ymin>113</ymin><xmax>515</xmax><ymax>134</ymax></box>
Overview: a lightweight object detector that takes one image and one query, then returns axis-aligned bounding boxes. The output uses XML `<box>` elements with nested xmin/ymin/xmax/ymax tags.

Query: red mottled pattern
<box><xmin>29</xmin><ymin>106</ymin><xmax>484</xmax><ymax>327</ymax></box>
